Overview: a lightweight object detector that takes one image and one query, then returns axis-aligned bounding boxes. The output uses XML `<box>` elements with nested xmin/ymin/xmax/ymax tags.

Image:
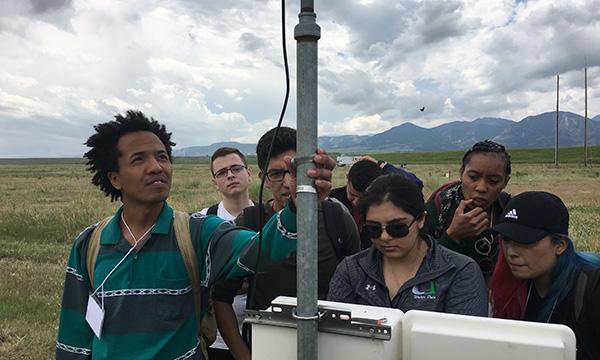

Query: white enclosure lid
<box><xmin>402</xmin><ymin>310</ymin><xmax>576</xmax><ymax>360</ymax></box>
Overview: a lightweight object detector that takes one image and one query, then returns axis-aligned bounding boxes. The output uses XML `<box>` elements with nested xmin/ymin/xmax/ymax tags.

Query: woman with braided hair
<box><xmin>424</xmin><ymin>140</ymin><xmax>511</xmax><ymax>280</ymax></box>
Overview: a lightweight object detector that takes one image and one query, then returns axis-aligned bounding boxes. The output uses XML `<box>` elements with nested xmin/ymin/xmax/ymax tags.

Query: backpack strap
<box><xmin>574</xmin><ymin>270</ymin><xmax>588</xmax><ymax>322</ymax></box>
<box><xmin>574</xmin><ymin>267</ymin><xmax>600</xmax><ymax>323</ymax></box>
<box><xmin>206</xmin><ymin>203</ymin><xmax>219</xmax><ymax>216</ymax></box>
<box><xmin>86</xmin><ymin>216</ymin><xmax>113</xmax><ymax>288</ymax></box>
<box><xmin>172</xmin><ymin>211</ymin><xmax>203</xmax><ymax>335</ymax></box>
<box><xmin>322</xmin><ymin>200</ymin><xmax>345</xmax><ymax>262</ymax></box>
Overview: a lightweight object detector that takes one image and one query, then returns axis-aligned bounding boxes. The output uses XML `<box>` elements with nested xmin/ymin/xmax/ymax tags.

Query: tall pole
<box><xmin>294</xmin><ymin>1</ymin><xmax>320</xmax><ymax>359</ymax></box>
<box><xmin>555</xmin><ymin>74</ymin><xmax>559</xmax><ymax>167</ymax></box>
<box><xmin>584</xmin><ymin>67</ymin><xmax>588</xmax><ymax>166</ymax></box>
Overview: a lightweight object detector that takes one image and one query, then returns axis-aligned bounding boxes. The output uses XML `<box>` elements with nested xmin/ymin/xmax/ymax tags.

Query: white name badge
<box><xmin>86</xmin><ymin>293</ymin><xmax>105</xmax><ymax>338</ymax></box>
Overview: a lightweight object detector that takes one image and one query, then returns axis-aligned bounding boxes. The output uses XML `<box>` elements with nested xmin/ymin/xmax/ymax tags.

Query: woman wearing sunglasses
<box><xmin>490</xmin><ymin>191</ymin><xmax>600</xmax><ymax>360</ymax></box>
<box><xmin>425</xmin><ymin>140</ymin><xmax>512</xmax><ymax>279</ymax></box>
<box><xmin>327</xmin><ymin>174</ymin><xmax>488</xmax><ymax>316</ymax></box>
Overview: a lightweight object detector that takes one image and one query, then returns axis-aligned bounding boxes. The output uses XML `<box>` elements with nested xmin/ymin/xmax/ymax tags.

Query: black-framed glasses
<box><xmin>265</xmin><ymin>168</ymin><xmax>290</xmax><ymax>182</ymax></box>
<box><xmin>213</xmin><ymin>164</ymin><xmax>247</xmax><ymax>179</ymax></box>
<box><xmin>364</xmin><ymin>217</ymin><xmax>418</xmax><ymax>239</ymax></box>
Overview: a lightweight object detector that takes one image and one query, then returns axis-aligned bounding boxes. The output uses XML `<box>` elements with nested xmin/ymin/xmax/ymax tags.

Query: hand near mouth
<box><xmin>446</xmin><ymin>199</ymin><xmax>490</xmax><ymax>244</ymax></box>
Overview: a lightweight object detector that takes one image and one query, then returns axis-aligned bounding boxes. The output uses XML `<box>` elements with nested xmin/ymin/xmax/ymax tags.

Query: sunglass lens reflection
<box><xmin>365</xmin><ymin>223</ymin><xmax>410</xmax><ymax>239</ymax></box>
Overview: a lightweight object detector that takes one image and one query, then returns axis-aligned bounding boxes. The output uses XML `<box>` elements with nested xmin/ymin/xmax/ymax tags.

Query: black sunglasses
<box><xmin>364</xmin><ymin>217</ymin><xmax>418</xmax><ymax>239</ymax></box>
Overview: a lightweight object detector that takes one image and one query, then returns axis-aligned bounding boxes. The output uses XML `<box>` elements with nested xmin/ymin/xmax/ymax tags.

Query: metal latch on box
<box><xmin>244</xmin><ymin>303</ymin><xmax>392</xmax><ymax>340</ymax></box>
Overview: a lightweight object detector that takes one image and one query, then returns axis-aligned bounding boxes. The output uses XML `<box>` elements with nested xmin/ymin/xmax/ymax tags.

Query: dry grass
<box><xmin>0</xmin><ymin>159</ymin><xmax>598</xmax><ymax>359</ymax></box>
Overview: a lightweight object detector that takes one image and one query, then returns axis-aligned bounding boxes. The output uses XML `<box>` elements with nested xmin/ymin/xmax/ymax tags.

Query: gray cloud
<box><xmin>1</xmin><ymin>0</ymin><xmax>600</xmax><ymax>157</ymax></box>
<box><xmin>239</xmin><ymin>32</ymin><xmax>268</xmax><ymax>52</ymax></box>
<box><xmin>29</xmin><ymin>0</ymin><xmax>72</xmax><ymax>14</ymax></box>
<box><xmin>320</xmin><ymin>69</ymin><xmax>392</xmax><ymax>114</ymax></box>
<box><xmin>482</xmin><ymin>1</ymin><xmax>600</xmax><ymax>95</ymax></box>
<box><xmin>416</xmin><ymin>1</ymin><xmax>473</xmax><ymax>44</ymax></box>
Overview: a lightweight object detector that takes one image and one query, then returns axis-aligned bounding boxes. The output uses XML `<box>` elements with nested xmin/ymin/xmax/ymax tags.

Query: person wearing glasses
<box><xmin>490</xmin><ymin>191</ymin><xmax>600</xmax><ymax>360</ymax></box>
<box><xmin>424</xmin><ymin>140</ymin><xmax>512</xmax><ymax>280</ymax></box>
<box><xmin>212</xmin><ymin>127</ymin><xmax>360</xmax><ymax>360</ymax></box>
<box><xmin>199</xmin><ymin>147</ymin><xmax>254</xmax><ymax>220</ymax></box>
<box><xmin>198</xmin><ymin>147</ymin><xmax>254</xmax><ymax>360</ymax></box>
<box><xmin>327</xmin><ymin>174</ymin><xmax>488</xmax><ymax>316</ymax></box>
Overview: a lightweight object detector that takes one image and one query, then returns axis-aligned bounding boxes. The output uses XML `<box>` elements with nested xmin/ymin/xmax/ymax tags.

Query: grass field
<box><xmin>1</xmin><ymin>147</ymin><xmax>599</xmax><ymax>359</ymax></box>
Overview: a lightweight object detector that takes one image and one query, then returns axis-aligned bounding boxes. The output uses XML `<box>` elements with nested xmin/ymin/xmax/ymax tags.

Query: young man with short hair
<box><xmin>199</xmin><ymin>147</ymin><xmax>254</xmax><ymax>220</ymax></box>
<box><xmin>212</xmin><ymin>126</ymin><xmax>360</xmax><ymax>360</ymax></box>
<box><xmin>55</xmin><ymin>111</ymin><xmax>334</xmax><ymax>360</ymax></box>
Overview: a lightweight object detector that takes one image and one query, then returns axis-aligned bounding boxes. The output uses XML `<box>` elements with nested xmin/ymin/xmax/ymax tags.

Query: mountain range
<box><xmin>173</xmin><ymin>111</ymin><xmax>600</xmax><ymax>156</ymax></box>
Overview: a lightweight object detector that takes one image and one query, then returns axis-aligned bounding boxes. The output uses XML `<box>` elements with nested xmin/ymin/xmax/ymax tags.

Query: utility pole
<box><xmin>294</xmin><ymin>1</ymin><xmax>320</xmax><ymax>359</ymax></box>
<box><xmin>584</xmin><ymin>67</ymin><xmax>588</xmax><ymax>166</ymax></box>
<box><xmin>555</xmin><ymin>75</ymin><xmax>559</xmax><ymax>167</ymax></box>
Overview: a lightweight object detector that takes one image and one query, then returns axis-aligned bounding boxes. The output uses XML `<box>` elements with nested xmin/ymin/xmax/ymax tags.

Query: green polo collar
<box><xmin>100</xmin><ymin>202</ymin><xmax>174</xmax><ymax>245</ymax></box>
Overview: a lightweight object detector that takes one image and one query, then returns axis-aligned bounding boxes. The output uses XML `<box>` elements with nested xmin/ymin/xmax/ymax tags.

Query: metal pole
<box><xmin>555</xmin><ymin>75</ymin><xmax>559</xmax><ymax>167</ymax></box>
<box><xmin>294</xmin><ymin>1</ymin><xmax>320</xmax><ymax>359</ymax></box>
<box><xmin>584</xmin><ymin>67</ymin><xmax>588</xmax><ymax>166</ymax></box>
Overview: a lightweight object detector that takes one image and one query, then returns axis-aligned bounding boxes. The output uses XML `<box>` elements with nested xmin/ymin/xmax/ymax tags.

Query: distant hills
<box><xmin>174</xmin><ymin>111</ymin><xmax>600</xmax><ymax>156</ymax></box>
<box><xmin>174</xmin><ymin>142</ymin><xmax>256</xmax><ymax>157</ymax></box>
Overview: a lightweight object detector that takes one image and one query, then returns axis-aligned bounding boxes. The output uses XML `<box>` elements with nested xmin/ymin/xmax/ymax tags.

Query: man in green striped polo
<box><xmin>56</xmin><ymin>110</ymin><xmax>334</xmax><ymax>359</ymax></box>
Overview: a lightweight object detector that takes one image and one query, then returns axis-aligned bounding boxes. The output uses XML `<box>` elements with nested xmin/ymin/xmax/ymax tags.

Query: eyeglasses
<box><xmin>364</xmin><ymin>217</ymin><xmax>418</xmax><ymax>239</ymax></box>
<box><xmin>265</xmin><ymin>168</ymin><xmax>290</xmax><ymax>182</ymax></box>
<box><xmin>213</xmin><ymin>164</ymin><xmax>247</xmax><ymax>179</ymax></box>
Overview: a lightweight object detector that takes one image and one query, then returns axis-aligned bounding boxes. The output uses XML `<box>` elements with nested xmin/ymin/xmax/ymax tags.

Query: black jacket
<box><xmin>547</xmin><ymin>266</ymin><xmax>600</xmax><ymax>360</ymax></box>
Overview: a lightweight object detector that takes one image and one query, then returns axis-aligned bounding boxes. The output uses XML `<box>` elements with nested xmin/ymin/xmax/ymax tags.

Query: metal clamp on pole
<box><xmin>292</xmin><ymin>310</ymin><xmax>322</xmax><ymax>320</ymax></box>
<box><xmin>296</xmin><ymin>185</ymin><xmax>317</xmax><ymax>194</ymax></box>
<box><xmin>291</xmin><ymin>155</ymin><xmax>315</xmax><ymax>167</ymax></box>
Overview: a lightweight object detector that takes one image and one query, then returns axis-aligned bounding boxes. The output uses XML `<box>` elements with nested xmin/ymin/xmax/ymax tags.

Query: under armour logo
<box><xmin>505</xmin><ymin>209</ymin><xmax>518</xmax><ymax>219</ymax></box>
<box><xmin>365</xmin><ymin>284</ymin><xmax>377</xmax><ymax>291</ymax></box>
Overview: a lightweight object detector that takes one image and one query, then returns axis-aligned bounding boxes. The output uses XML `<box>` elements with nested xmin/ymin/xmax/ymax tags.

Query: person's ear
<box><xmin>417</xmin><ymin>211</ymin><xmax>427</xmax><ymax>230</ymax></box>
<box><xmin>107</xmin><ymin>172</ymin><xmax>121</xmax><ymax>190</ymax></box>
<box><xmin>555</xmin><ymin>236</ymin><xmax>568</xmax><ymax>256</ymax></box>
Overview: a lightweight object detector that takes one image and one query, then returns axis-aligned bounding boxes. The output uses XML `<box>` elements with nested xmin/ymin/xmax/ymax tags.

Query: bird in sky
<box><xmin>420</xmin><ymin>106</ymin><xmax>425</xmax><ymax>112</ymax></box>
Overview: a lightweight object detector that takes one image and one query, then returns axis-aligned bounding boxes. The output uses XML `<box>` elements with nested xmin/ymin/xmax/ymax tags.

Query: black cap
<box><xmin>492</xmin><ymin>191</ymin><xmax>569</xmax><ymax>244</ymax></box>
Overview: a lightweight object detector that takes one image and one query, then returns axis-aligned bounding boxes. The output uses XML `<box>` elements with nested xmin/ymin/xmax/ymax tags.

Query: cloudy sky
<box><xmin>1</xmin><ymin>0</ymin><xmax>599</xmax><ymax>157</ymax></box>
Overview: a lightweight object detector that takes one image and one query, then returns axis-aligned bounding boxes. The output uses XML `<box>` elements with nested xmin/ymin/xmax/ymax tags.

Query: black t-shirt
<box><xmin>523</xmin><ymin>283</ymin><xmax>543</xmax><ymax>322</ymax></box>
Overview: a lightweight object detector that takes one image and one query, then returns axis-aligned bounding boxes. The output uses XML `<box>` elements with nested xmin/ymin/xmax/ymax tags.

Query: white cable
<box><xmin>90</xmin><ymin>212</ymin><xmax>154</xmax><ymax>297</ymax></box>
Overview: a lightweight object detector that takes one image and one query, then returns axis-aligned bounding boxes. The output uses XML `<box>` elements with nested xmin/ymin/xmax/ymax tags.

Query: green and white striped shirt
<box><xmin>56</xmin><ymin>201</ymin><xmax>297</xmax><ymax>359</ymax></box>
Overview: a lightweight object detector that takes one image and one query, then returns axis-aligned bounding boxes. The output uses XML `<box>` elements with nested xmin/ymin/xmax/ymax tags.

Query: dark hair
<box><xmin>84</xmin><ymin>110</ymin><xmax>175</xmax><ymax>202</ymax></box>
<box><xmin>359</xmin><ymin>174</ymin><xmax>425</xmax><ymax>221</ymax></box>
<box><xmin>348</xmin><ymin>159</ymin><xmax>385</xmax><ymax>192</ymax></box>
<box><xmin>210</xmin><ymin>147</ymin><xmax>247</xmax><ymax>173</ymax></box>
<box><xmin>461</xmin><ymin>140</ymin><xmax>511</xmax><ymax>176</ymax></box>
<box><xmin>256</xmin><ymin>126</ymin><xmax>296</xmax><ymax>171</ymax></box>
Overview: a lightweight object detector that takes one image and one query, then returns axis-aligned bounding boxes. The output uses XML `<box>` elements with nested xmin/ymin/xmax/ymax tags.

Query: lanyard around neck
<box><xmin>90</xmin><ymin>212</ymin><xmax>155</xmax><ymax>297</ymax></box>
